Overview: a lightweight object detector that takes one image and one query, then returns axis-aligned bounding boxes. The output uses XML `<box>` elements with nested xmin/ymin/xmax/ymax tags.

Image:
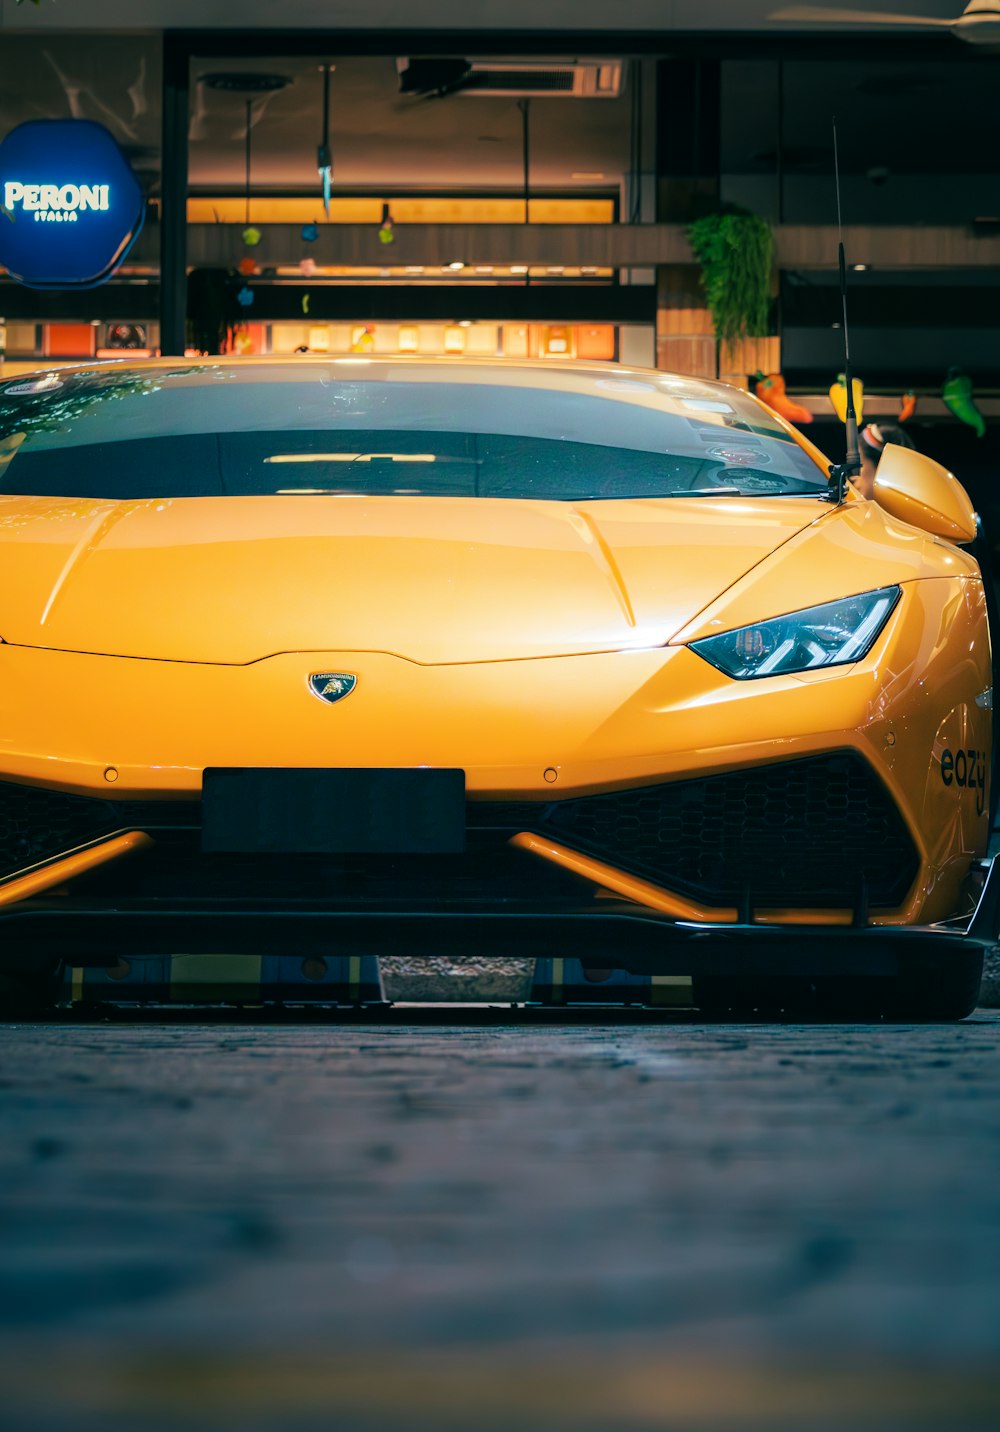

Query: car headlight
<box><xmin>690</xmin><ymin>586</ymin><xmax>901</xmax><ymax>680</ymax></box>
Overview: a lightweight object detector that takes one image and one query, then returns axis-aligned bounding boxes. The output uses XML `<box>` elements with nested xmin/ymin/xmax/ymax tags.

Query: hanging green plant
<box><xmin>686</xmin><ymin>211</ymin><xmax>774</xmax><ymax>345</ymax></box>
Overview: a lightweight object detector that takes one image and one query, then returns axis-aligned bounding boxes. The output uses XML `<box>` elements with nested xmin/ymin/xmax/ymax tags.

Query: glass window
<box><xmin>0</xmin><ymin>363</ymin><xmax>826</xmax><ymax>501</ymax></box>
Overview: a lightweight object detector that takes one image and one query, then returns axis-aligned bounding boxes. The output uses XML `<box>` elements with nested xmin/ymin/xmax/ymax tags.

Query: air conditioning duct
<box><xmin>396</xmin><ymin>58</ymin><xmax>623</xmax><ymax>99</ymax></box>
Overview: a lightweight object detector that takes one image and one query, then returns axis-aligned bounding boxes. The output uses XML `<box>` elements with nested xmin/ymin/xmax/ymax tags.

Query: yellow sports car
<box><xmin>0</xmin><ymin>357</ymin><xmax>994</xmax><ymax>1018</ymax></box>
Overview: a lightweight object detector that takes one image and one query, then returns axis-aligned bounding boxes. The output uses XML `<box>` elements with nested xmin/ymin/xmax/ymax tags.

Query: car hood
<box><xmin>0</xmin><ymin>494</ymin><xmax>825</xmax><ymax>665</ymax></box>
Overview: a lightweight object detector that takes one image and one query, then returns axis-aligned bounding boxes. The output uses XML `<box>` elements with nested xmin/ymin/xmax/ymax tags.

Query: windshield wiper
<box><xmin>668</xmin><ymin>487</ymin><xmax>744</xmax><ymax>497</ymax></box>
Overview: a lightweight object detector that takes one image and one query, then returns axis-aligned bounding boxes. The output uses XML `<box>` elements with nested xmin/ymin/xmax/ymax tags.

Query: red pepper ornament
<box><xmin>754</xmin><ymin>372</ymin><xmax>813</xmax><ymax>425</ymax></box>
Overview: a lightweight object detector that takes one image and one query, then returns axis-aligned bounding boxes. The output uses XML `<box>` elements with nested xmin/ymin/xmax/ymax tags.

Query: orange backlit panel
<box><xmin>45</xmin><ymin>324</ymin><xmax>95</xmax><ymax>358</ymax></box>
<box><xmin>576</xmin><ymin>325</ymin><xmax>616</xmax><ymax>360</ymax></box>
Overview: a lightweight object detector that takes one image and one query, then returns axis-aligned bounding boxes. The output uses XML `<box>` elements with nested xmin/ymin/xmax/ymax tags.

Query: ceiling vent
<box><xmin>397</xmin><ymin>58</ymin><xmax>623</xmax><ymax>100</ymax></box>
<box><xmin>461</xmin><ymin>61</ymin><xmax>623</xmax><ymax>97</ymax></box>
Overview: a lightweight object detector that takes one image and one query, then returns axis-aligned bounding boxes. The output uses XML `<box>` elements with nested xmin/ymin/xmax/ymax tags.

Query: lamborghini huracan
<box><xmin>0</xmin><ymin>357</ymin><xmax>994</xmax><ymax>1017</ymax></box>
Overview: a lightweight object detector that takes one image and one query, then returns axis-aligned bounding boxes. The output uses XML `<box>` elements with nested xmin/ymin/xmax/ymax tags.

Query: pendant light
<box><xmin>317</xmin><ymin>65</ymin><xmax>334</xmax><ymax>215</ymax></box>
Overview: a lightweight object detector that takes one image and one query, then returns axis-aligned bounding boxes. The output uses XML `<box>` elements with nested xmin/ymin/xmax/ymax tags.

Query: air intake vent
<box><xmin>396</xmin><ymin>58</ymin><xmax>623</xmax><ymax>100</ymax></box>
<box><xmin>464</xmin><ymin>70</ymin><xmax>576</xmax><ymax>94</ymax></box>
<box><xmin>462</xmin><ymin>62</ymin><xmax>622</xmax><ymax>98</ymax></box>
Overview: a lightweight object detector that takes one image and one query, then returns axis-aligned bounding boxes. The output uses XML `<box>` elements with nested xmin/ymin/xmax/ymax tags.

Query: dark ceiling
<box><xmin>188</xmin><ymin>55</ymin><xmax>632</xmax><ymax>192</ymax></box>
<box><xmin>0</xmin><ymin>37</ymin><xmax>632</xmax><ymax>193</ymax></box>
<box><xmin>0</xmin><ymin>25</ymin><xmax>995</xmax><ymax>206</ymax></box>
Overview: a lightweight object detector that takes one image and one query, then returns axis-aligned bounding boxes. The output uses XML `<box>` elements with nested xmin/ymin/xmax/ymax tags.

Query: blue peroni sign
<box><xmin>4</xmin><ymin>181</ymin><xmax>111</xmax><ymax>223</ymax></box>
<box><xmin>0</xmin><ymin>120</ymin><xmax>144</xmax><ymax>288</ymax></box>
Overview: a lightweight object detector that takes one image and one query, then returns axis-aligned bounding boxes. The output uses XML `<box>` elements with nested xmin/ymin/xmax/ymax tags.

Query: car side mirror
<box><xmin>873</xmin><ymin>443</ymin><xmax>978</xmax><ymax>544</ymax></box>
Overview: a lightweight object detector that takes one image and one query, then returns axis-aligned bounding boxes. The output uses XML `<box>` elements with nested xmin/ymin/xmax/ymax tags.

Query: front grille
<box><xmin>0</xmin><ymin>782</ymin><xmax>580</xmax><ymax>906</ymax></box>
<box><xmin>478</xmin><ymin>753</ymin><xmax>918</xmax><ymax>910</ymax></box>
<box><xmin>0</xmin><ymin>752</ymin><xmax>919</xmax><ymax>911</ymax></box>
<box><xmin>117</xmin><ymin>840</ymin><xmax>580</xmax><ymax>906</ymax></box>
<box><xmin>0</xmin><ymin>783</ymin><xmax>194</xmax><ymax>878</ymax></box>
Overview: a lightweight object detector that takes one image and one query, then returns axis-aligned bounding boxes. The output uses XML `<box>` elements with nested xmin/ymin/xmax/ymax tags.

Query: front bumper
<box><xmin>0</xmin><ymin>572</ymin><xmax>989</xmax><ymax>931</ymax></box>
<box><xmin>0</xmin><ymin>750</ymin><xmax>922</xmax><ymax>919</ymax></box>
<box><xmin>2</xmin><ymin>853</ymin><xmax>998</xmax><ymax>981</ymax></box>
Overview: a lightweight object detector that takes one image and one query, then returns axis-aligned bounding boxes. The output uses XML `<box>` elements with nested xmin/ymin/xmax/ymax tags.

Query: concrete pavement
<box><xmin>1</xmin><ymin>1008</ymin><xmax>999</xmax><ymax>1430</ymax></box>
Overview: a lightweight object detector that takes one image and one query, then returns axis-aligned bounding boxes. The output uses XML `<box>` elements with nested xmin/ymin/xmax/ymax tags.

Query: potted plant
<box><xmin>686</xmin><ymin>210</ymin><xmax>777</xmax><ymax>385</ymax></box>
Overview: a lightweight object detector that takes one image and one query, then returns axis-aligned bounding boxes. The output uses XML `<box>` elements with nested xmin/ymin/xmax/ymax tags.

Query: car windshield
<box><xmin>0</xmin><ymin>363</ymin><xmax>827</xmax><ymax>501</ymax></box>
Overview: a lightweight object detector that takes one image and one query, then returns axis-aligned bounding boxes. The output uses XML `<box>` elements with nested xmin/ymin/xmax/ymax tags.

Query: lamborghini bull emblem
<box><xmin>308</xmin><ymin>672</ymin><xmax>358</xmax><ymax>705</ymax></box>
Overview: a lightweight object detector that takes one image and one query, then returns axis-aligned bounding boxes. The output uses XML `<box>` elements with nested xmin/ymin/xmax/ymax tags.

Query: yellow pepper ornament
<box><xmin>829</xmin><ymin>372</ymin><xmax>864</xmax><ymax>424</ymax></box>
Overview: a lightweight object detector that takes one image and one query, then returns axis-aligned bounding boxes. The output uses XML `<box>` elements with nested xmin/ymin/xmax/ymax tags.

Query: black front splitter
<box><xmin>1</xmin><ymin>871</ymin><xmax>997</xmax><ymax>979</ymax></box>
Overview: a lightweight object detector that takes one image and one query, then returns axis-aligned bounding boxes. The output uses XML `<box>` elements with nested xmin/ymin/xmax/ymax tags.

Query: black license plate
<box><xmin>201</xmin><ymin>768</ymin><xmax>466</xmax><ymax>855</ymax></box>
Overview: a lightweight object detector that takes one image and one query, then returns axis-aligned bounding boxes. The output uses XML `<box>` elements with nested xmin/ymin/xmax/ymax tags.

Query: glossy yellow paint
<box><xmin>672</xmin><ymin>497</ymin><xmax>980</xmax><ymax>645</ymax></box>
<box><xmin>0</xmin><ymin>357</ymin><xmax>990</xmax><ymax>927</ymax></box>
<box><xmin>873</xmin><ymin>443</ymin><xmax>979</xmax><ymax>543</ymax></box>
<box><xmin>0</xmin><ymin>493</ymin><xmax>829</xmax><ymax>665</ymax></box>
<box><xmin>0</xmin><ymin>832</ymin><xmax>153</xmax><ymax>905</ymax></box>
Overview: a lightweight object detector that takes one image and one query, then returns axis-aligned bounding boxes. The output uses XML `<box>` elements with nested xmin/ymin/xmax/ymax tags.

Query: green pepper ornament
<box><xmin>942</xmin><ymin>368</ymin><xmax>986</xmax><ymax>438</ymax></box>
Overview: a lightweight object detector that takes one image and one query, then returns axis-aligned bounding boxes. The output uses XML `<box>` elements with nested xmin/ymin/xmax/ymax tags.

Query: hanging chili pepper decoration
<box><xmin>828</xmin><ymin>371</ymin><xmax>864</xmax><ymax>425</ymax></box>
<box><xmin>943</xmin><ymin>368</ymin><xmax>986</xmax><ymax>437</ymax></box>
<box><xmin>754</xmin><ymin>372</ymin><xmax>813</xmax><ymax>426</ymax></box>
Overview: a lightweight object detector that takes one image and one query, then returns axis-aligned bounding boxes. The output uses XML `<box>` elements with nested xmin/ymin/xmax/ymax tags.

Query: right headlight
<box><xmin>689</xmin><ymin>586</ymin><xmax>901</xmax><ymax>680</ymax></box>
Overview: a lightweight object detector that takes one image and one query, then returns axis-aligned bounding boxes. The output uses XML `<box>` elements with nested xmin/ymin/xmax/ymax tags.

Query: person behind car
<box><xmin>854</xmin><ymin>421</ymin><xmax>916</xmax><ymax>500</ymax></box>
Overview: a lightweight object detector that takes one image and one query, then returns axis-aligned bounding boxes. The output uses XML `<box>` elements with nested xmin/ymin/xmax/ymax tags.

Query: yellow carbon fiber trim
<box><xmin>511</xmin><ymin>831</ymin><xmax>895</xmax><ymax>927</ymax></box>
<box><xmin>511</xmin><ymin>832</ymin><xmax>739</xmax><ymax>920</ymax></box>
<box><xmin>0</xmin><ymin>831</ymin><xmax>153</xmax><ymax>907</ymax></box>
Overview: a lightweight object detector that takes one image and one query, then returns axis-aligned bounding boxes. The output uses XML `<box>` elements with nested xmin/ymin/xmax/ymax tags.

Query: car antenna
<box><xmin>827</xmin><ymin>120</ymin><xmax>861</xmax><ymax>504</ymax></box>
